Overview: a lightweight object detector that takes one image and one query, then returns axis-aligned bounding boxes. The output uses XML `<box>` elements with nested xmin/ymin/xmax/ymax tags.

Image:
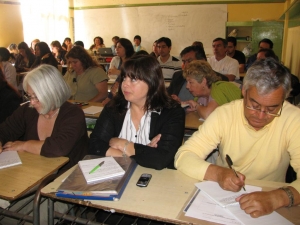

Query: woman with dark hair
<box><xmin>89</xmin><ymin>36</ymin><xmax>105</xmax><ymax>53</ymax></box>
<box><xmin>62</xmin><ymin>37</ymin><xmax>72</xmax><ymax>52</ymax></box>
<box><xmin>101</xmin><ymin>38</ymin><xmax>135</xmax><ymax>105</ymax></box>
<box><xmin>0</xmin><ymin>47</ymin><xmax>17</xmax><ymax>89</ymax></box>
<box><xmin>89</xmin><ymin>55</ymin><xmax>185</xmax><ymax>169</ymax></box>
<box><xmin>51</xmin><ymin>40</ymin><xmax>67</xmax><ymax>65</ymax></box>
<box><xmin>14</xmin><ymin>42</ymin><xmax>36</xmax><ymax>72</ymax></box>
<box><xmin>149</xmin><ymin>40</ymin><xmax>159</xmax><ymax>58</ymax></box>
<box><xmin>0</xmin><ymin>66</ymin><xmax>21</xmax><ymax>124</ymax></box>
<box><xmin>63</xmin><ymin>46</ymin><xmax>108</xmax><ymax>102</ymax></box>
<box><xmin>31</xmin><ymin>42</ymin><xmax>58</xmax><ymax>69</ymax></box>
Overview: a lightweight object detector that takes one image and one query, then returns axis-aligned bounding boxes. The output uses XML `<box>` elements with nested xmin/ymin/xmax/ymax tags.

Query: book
<box><xmin>56</xmin><ymin>156</ymin><xmax>137</xmax><ymax>201</ymax></box>
<box><xmin>78</xmin><ymin>156</ymin><xmax>125</xmax><ymax>184</ymax></box>
<box><xmin>0</xmin><ymin>151</ymin><xmax>22</xmax><ymax>169</ymax></box>
<box><xmin>83</xmin><ymin>106</ymin><xmax>103</xmax><ymax>115</ymax></box>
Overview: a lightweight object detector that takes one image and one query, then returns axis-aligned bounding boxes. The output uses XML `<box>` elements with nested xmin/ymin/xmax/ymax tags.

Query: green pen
<box><xmin>89</xmin><ymin>161</ymin><xmax>105</xmax><ymax>174</ymax></box>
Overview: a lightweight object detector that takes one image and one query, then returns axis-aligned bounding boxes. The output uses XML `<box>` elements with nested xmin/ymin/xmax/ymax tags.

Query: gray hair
<box><xmin>243</xmin><ymin>58</ymin><xmax>291</xmax><ymax>99</ymax></box>
<box><xmin>183</xmin><ymin>60</ymin><xmax>220</xmax><ymax>88</ymax></box>
<box><xmin>23</xmin><ymin>65</ymin><xmax>71</xmax><ymax>114</ymax></box>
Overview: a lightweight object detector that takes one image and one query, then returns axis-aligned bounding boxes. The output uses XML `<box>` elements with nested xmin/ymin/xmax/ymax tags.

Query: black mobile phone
<box><xmin>136</xmin><ymin>173</ymin><xmax>152</xmax><ymax>187</ymax></box>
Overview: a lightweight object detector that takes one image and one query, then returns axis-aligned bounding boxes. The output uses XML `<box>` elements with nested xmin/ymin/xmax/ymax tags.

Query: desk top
<box><xmin>185</xmin><ymin>111</ymin><xmax>203</xmax><ymax>130</ymax></box>
<box><xmin>0</xmin><ymin>152</ymin><xmax>68</xmax><ymax>201</ymax></box>
<box><xmin>41</xmin><ymin>165</ymin><xmax>299</xmax><ymax>224</ymax></box>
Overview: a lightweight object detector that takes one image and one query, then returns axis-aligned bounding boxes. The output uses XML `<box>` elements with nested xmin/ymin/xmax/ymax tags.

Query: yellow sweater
<box><xmin>175</xmin><ymin>99</ymin><xmax>300</xmax><ymax>192</ymax></box>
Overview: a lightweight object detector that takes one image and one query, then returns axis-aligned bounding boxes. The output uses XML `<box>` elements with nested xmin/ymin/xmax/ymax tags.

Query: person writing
<box><xmin>64</xmin><ymin>46</ymin><xmax>108</xmax><ymax>102</ymax></box>
<box><xmin>182</xmin><ymin>60</ymin><xmax>241</xmax><ymax>119</ymax></box>
<box><xmin>89</xmin><ymin>55</ymin><xmax>185</xmax><ymax>169</ymax></box>
<box><xmin>0</xmin><ymin>64</ymin><xmax>88</xmax><ymax>173</ymax></box>
<box><xmin>175</xmin><ymin>58</ymin><xmax>300</xmax><ymax>217</ymax></box>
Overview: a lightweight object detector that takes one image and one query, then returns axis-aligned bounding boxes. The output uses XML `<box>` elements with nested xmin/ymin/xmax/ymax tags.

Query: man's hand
<box><xmin>205</xmin><ymin>164</ymin><xmax>246</xmax><ymax>192</ymax></box>
<box><xmin>236</xmin><ymin>190</ymin><xmax>282</xmax><ymax>218</ymax></box>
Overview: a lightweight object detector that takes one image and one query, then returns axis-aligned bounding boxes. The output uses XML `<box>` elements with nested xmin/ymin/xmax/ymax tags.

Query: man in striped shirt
<box><xmin>156</xmin><ymin>37</ymin><xmax>181</xmax><ymax>80</ymax></box>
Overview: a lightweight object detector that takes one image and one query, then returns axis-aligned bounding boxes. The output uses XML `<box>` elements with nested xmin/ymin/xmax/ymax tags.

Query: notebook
<box><xmin>56</xmin><ymin>156</ymin><xmax>137</xmax><ymax>201</ymax></box>
<box><xmin>0</xmin><ymin>151</ymin><xmax>22</xmax><ymax>169</ymax></box>
<box><xmin>98</xmin><ymin>48</ymin><xmax>114</xmax><ymax>57</ymax></box>
<box><xmin>78</xmin><ymin>156</ymin><xmax>125</xmax><ymax>184</ymax></box>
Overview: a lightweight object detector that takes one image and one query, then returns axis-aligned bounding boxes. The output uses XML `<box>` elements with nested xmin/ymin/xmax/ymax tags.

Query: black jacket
<box><xmin>89</xmin><ymin>104</ymin><xmax>185</xmax><ymax>170</ymax></box>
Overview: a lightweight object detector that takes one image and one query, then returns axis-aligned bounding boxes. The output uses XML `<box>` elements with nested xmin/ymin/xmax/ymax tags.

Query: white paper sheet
<box><xmin>83</xmin><ymin>106</ymin><xmax>103</xmax><ymax>115</ymax></box>
<box><xmin>0</xmin><ymin>151</ymin><xmax>22</xmax><ymax>169</ymax></box>
<box><xmin>195</xmin><ymin>181</ymin><xmax>261</xmax><ymax>207</ymax></box>
<box><xmin>185</xmin><ymin>191</ymin><xmax>241</xmax><ymax>225</ymax></box>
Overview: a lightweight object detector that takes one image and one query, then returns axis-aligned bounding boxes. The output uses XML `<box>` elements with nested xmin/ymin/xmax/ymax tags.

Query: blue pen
<box><xmin>89</xmin><ymin>161</ymin><xmax>105</xmax><ymax>174</ymax></box>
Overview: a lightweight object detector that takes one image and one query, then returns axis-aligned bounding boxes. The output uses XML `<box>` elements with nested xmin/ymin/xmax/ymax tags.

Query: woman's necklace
<box><xmin>41</xmin><ymin>108</ymin><xmax>60</xmax><ymax>120</ymax></box>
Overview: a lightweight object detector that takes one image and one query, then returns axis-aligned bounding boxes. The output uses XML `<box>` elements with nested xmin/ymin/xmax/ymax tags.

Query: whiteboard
<box><xmin>74</xmin><ymin>4</ymin><xmax>227</xmax><ymax>56</ymax></box>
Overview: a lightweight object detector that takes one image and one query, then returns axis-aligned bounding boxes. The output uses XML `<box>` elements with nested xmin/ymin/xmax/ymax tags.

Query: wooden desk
<box><xmin>185</xmin><ymin>111</ymin><xmax>203</xmax><ymax>130</ymax></box>
<box><xmin>41</xmin><ymin>165</ymin><xmax>299</xmax><ymax>225</ymax></box>
<box><xmin>0</xmin><ymin>152</ymin><xmax>69</xmax><ymax>201</ymax></box>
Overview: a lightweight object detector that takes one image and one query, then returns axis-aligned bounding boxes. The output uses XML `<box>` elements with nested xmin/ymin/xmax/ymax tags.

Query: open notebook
<box><xmin>0</xmin><ymin>151</ymin><xmax>22</xmax><ymax>169</ymax></box>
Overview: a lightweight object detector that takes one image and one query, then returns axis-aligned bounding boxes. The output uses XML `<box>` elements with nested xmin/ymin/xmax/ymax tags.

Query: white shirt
<box><xmin>208</xmin><ymin>55</ymin><xmax>240</xmax><ymax>80</ymax></box>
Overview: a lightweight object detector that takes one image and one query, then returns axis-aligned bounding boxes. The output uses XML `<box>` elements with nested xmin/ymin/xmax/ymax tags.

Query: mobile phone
<box><xmin>136</xmin><ymin>173</ymin><xmax>152</xmax><ymax>187</ymax></box>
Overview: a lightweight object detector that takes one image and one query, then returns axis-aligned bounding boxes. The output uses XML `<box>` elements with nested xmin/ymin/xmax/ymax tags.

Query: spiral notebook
<box><xmin>0</xmin><ymin>151</ymin><xmax>22</xmax><ymax>169</ymax></box>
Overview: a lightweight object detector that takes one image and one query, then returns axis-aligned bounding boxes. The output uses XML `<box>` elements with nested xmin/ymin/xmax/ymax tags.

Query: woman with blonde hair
<box><xmin>183</xmin><ymin>60</ymin><xmax>241</xmax><ymax>119</ymax></box>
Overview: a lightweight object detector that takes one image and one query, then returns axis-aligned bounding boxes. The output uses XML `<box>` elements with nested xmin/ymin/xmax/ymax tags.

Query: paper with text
<box><xmin>0</xmin><ymin>151</ymin><xmax>22</xmax><ymax>169</ymax></box>
<box><xmin>195</xmin><ymin>181</ymin><xmax>261</xmax><ymax>207</ymax></box>
<box><xmin>78</xmin><ymin>157</ymin><xmax>125</xmax><ymax>184</ymax></box>
<box><xmin>185</xmin><ymin>191</ymin><xmax>241</xmax><ymax>225</ymax></box>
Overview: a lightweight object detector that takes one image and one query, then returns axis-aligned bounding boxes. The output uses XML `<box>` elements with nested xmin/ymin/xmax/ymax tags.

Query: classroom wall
<box><xmin>0</xmin><ymin>2</ymin><xmax>23</xmax><ymax>47</ymax></box>
<box><xmin>227</xmin><ymin>3</ymin><xmax>284</xmax><ymax>21</ymax></box>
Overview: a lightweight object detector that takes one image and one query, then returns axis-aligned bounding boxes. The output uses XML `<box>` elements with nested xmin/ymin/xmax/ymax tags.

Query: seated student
<box><xmin>62</xmin><ymin>37</ymin><xmax>72</xmax><ymax>52</ymax></box>
<box><xmin>0</xmin><ymin>47</ymin><xmax>17</xmax><ymax>89</ymax></box>
<box><xmin>226</xmin><ymin>36</ymin><xmax>246</xmax><ymax>73</ymax></box>
<box><xmin>111</xmin><ymin>36</ymin><xmax>119</xmax><ymax>55</ymax></box>
<box><xmin>257</xmin><ymin>48</ymin><xmax>300</xmax><ymax>98</ymax></box>
<box><xmin>31</xmin><ymin>42</ymin><xmax>58</xmax><ymax>69</ymax></box>
<box><xmin>175</xmin><ymin>58</ymin><xmax>300</xmax><ymax>217</ymax></box>
<box><xmin>182</xmin><ymin>60</ymin><xmax>241</xmax><ymax>119</ymax></box>
<box><xmin>149</xmin><ymin>40</ymin><xmax>159</xmax><ymax>58</ymax></box>
<box><xmin>7</xmin><ymin>43</ymin><xmax>18</xmax><ymax>64</ymax></box>
<box><xmin>0</xmin><ymin>67</ymin><xmax>21</xmax><ymax>124</ymax></box>
<box><xmin>30</xmin><ymin>38</ymin><xmax>40</xmax><ymax>54</ymax></box>
<box><xmin>133</xmin><ymin>35</ymin><xmax>146</xmax><ymax>52</ymax></box>
<box><xmin>51</xmin><ymin>40</ymin><xmax>67</xmax><ymax>65</ymax></box>
<box><xmin>14</xmin><ymin>42</ymin><xmax>36</xmax><ymax>72</ymax></box>
<box><xmin>89</xmin><ymin>55</ymin><xmax>185</xmax><ymax>170</ymax></box>
<box><xmin>192</xmin><ymin>41</ymin><xmax>204</xmax><ymax>48</ymax></box>
<box><xmin>168</xmin><ymin>46</ymin><xmax>229</xmax><ymax>103</ymax></box>
<box><xmin>89</xmin><ymin>36</ymin><xmax>105</xmax><ymax>54</ymax></box>
<box><xmin>64</xmin><ymin>46</ymin><xmax>108</xmax><ymax>102</ymax></box>
<box><xmin>157</xmin><ymin>37</ymin><xmax>182</xmax><ymax>79</ymax></box>
<box><xmin>0</xmin><ymin>65</ymin><xmax>88</xmax><ymax>173</ymax></box>
<box><xmin>73</xmin><ymin>40</ymin><xmax>84</xmax><ymax>48</ymax></box>
<box><xmin>102</xmin><ymin>38</ymin><xmax>135</xmax><ymax>105</ymax></box>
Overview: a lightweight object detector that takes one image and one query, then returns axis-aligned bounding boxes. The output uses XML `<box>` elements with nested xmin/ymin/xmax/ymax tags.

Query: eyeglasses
<box><xmin>24</xmin><ymin>94</ymin><xmax>39</xmax><ymax>102</ymax></box>
<box><xmin>182</xmin><ymin>58</ymin><xmax>193</xmax><ymax>64</ymax></box>
<box><xmin>245</xmin><ymin>98</ymin><xmax>283</xmax><ymax>117</ymax></box>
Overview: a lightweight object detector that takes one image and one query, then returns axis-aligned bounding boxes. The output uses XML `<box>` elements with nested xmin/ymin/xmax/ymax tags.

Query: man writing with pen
<box><xmin>175</xmin><ymin>58</ymin><xmax>300</xmax><ymax>218</ymax></box>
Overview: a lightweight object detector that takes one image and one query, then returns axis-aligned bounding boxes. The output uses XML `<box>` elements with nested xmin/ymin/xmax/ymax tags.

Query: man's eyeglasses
<box><xmin>24</xmin><ymin>94</ymin><xmax>39</xmax><ymax>102</ymax></box>
<box><xmin>245</xmin><ymin>98</ymin><xmax>283</xmax><ymax>117</ymax></box>
<box><xmin>182</xmin><ymin>58</ymin><xmax>193</xmax><ymax>65</ymax></box>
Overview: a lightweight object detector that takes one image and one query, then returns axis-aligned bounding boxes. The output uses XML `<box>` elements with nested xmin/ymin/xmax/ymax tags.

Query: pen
<box><xmin>20</xmin><ymin>101</ymin><xmax>30</xmax><ymax>106</ymax></box>
<box><xmin>225</xmin><ymin>154</ymin><xmax>246</xmax><ymax>191</ymax></box>
<box><xmin>89</xmin><ymin>161</ymin><xmax>105</xmax><ymax>174</ymax></box>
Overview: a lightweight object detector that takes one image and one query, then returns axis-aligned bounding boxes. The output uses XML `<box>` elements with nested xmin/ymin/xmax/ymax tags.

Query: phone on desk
<box><xmin>136</xmin><ymin>173</ymin><xmax>152</xmax><ymax>187</ymax></box>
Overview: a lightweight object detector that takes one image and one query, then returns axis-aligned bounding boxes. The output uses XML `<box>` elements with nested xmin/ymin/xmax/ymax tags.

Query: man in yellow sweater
<box><xmin>175</xmin><ymin>58</ymin><xmax>300</xmax><ymax>218</ymax></box>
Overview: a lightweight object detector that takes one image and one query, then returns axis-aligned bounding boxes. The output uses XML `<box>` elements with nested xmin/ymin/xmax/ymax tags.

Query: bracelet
<box><xmin>279</xmin><ymin>187</ymin><xmax>294</xmax><ymax>207</ymax></box>
<box><xmin>122</xmin><ymin>141</ymin><xmax>130</xmax><ymax>157</ymax></box>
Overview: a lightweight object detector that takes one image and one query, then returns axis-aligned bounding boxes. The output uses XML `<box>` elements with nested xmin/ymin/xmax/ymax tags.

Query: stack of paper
<box><xmin>184</xmin><ymin>181</ymin><xmax>293</xmax><ymax>225</ymax></box>
<box><xmin>0</xmin><ymin>151</ymin><xmax>22</xmax><ymax>169</ymax></box>
<box><xmin>56</xmin><ymin>156</ymin><xmax>137</xmax><ymax>201</ymax></box>
<box><xmin>78</xmin><ymin>157</ymin><xmax>125</xmax><ymax>184</ymax></box>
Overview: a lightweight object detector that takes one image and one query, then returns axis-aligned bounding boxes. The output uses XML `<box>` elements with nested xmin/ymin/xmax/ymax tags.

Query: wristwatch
<box><xmin>279</xmin><ymin>186</ymin><xmax>294</xmax><ymax>207</ymax></box>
